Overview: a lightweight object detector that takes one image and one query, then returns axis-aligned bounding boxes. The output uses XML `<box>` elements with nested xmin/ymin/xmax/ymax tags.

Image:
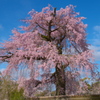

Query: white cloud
<box><xmin>92</xmin><ymin>39</ymin><xmax>100</xmax><ymax>45</ymax></box>
<box><xmin>89</xmin><ymin>26</ymin><xmax>100</xmax><ymax>46</ymax></box>
<box><xmin>94</xmin><ymin>25</ymin><xmax>100</xmax><ymax>33</ymax></box>
<box><xmin>89</xmin><ymin>45</ymin><xmax>100</xmax><ymax>61</ymax></box>
<box><xmin>0</xmin><ymin>68</ymin><xmax>5</xmax><ymax>72</ymax></box>
<box><xmin>89</xmin><ymin>45</ymin><xmax>100</xmax><ymax>51</ymax></box>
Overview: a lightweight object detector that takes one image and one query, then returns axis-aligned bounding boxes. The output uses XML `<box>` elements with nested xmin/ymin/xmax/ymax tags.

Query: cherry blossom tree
<box><xmin>0</xmin><ymin>5</ymin><xmax>96</xmax><ymax>97</ymax></box>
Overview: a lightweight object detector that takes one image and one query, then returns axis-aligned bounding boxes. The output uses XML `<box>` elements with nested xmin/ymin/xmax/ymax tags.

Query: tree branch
<box><xmin>0</xmin><ymin>54</ymin><xmax>46</xmax><ymax>62</ymax></box>
<box><xmin>35</xmin><ymin>22</ymin><xmax>47</xmax><ymax>31</ymax></box>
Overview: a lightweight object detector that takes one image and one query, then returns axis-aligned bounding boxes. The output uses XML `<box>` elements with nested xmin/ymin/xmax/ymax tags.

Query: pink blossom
<box><xmin>0</xmin><ymin>5</ymin><xmax>96</xmax><ymax>97</ymax></box>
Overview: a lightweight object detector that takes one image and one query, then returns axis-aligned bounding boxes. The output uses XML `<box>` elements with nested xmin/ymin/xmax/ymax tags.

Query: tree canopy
<box><xmin>0</xmin><ymin>5</ymin><xmax>96</xmax><ymax>97</ymax></box>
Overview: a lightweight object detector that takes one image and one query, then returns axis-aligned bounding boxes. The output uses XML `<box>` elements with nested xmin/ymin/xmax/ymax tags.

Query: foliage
<box><xmin>90</xmin><ymin>81</ymin><xmax>100</xmax><ymax>94</ymax></box>
<box><xmin>0</xmin><ymin>5</ymin><xmax>96</xmax><ymax>97</ymax></box>
<box><xmin>0</xmin><ymin>73</ymin><xmax>25</xmax><ymax>100</ymax></box>
<box><xmin>35</xmin><ymin>90</ymin><xmax>49</xmax><ymax>96</ymax></box>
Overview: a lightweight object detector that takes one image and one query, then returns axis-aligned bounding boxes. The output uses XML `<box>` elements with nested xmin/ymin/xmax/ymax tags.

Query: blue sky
<box><xmin>0</xmin><ymin>0</ymin><xmax>100</xmax><ymax>72</ymax></box>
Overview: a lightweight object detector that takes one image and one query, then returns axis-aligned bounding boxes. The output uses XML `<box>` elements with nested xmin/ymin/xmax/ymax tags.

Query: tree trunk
<box><xmin>55</xmin><ymin>65</ymin><xmax>66</xmax><ymax>95</ymax></box>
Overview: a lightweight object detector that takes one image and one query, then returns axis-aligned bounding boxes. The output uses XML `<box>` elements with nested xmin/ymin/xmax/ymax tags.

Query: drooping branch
<box><xmin>35</xmin><ymin>22</ymin><xmax>47</xmax><ymax>31</ymax></box>
<box><xmin>71</xmin><ymin>42</ymin><xmax>81</xmax><ymax>53</ymax></box>
<box><xmin>0</xmin><ymin>52</ymin><xmax>46</xmax><ymax>62</ymax></box>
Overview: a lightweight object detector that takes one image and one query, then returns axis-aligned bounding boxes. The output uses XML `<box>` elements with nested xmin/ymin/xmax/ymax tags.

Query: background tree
<box><xmin>0</xmin><ymin>5</ymin><xmax>96</xmax><ymax>97</ymax></box>
<box><xmin>0</xmin><ymin>72</ymin><xmax>25</xmax><ymax>100</ymax></box>
<box><xmin>89</xmin><ymin>72</ymin><xmax>100</xmax><ymax>94</ymax></box>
